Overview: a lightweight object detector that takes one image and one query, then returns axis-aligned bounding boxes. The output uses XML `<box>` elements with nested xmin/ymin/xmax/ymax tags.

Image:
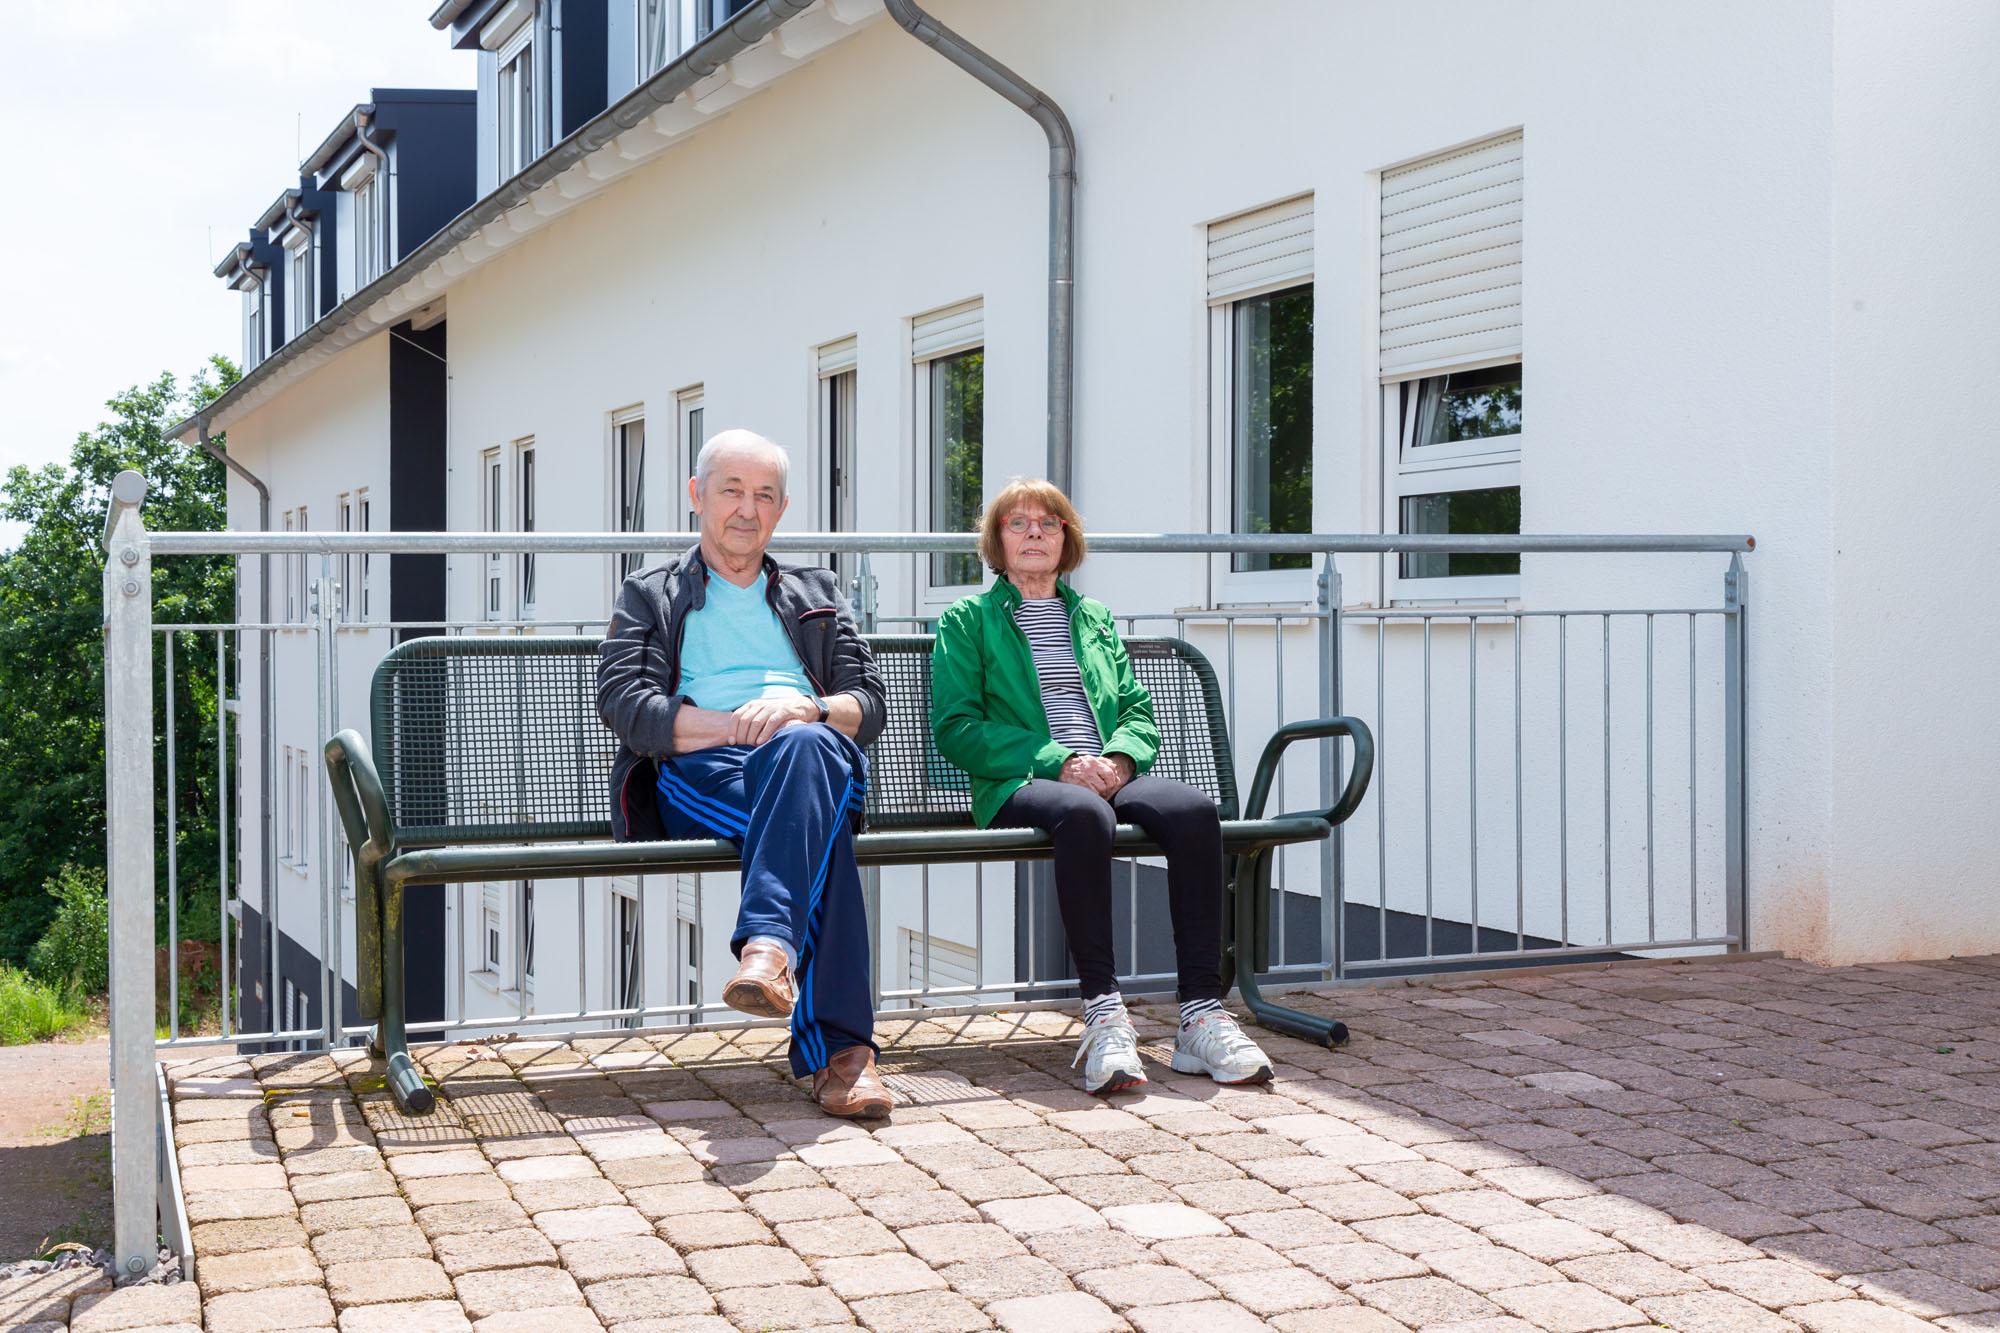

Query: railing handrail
<box><xmin>143</xmin><ymin>529</ymin><xmax>1757</xmax><ymax>556</ymax></box>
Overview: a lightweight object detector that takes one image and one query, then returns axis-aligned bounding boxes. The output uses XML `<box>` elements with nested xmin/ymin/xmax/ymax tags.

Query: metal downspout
<box><xmin>196</xmin><ymin>418</ymin><xmax>277</xmax><ymax>1038</ymax></box>
<box><xmin>881</xmin><ymin>0</ymin><xmax>1076</xmax><ymax>495</ymax></box>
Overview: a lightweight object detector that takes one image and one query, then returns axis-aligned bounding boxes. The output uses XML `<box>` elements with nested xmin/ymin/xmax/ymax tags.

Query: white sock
<box><xmin>748</xmin><ymin>934</ymin><xmax>797</xmax><ymax>971</ymax></box>
<box><xmin>1082</xmin><ymin>992</ymin><xmax>1126</xmax><ymax>1028</ymax></box>
<box><xmin>1179</xmin><ymin>997</ymin><xmax>1225</xmax><ymax>1030</ymax></box>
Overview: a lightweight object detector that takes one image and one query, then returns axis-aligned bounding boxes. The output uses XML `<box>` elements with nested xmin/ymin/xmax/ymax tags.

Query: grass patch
<box><xmin>0</xmin><ymin>963</ymin><xmax>88</xmax><ymax>1044</ymax></box>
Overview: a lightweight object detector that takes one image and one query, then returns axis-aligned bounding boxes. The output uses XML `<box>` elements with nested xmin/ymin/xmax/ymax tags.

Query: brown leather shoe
<box><xmin>813</xmin><ymin>1044</ymin><xmax>893</xmax><ymax>1119</ymax></box>
<box><xmin>722</xmin><ymin>940</ymin><xmax>796</xmax><ymax>1019</ymax></box>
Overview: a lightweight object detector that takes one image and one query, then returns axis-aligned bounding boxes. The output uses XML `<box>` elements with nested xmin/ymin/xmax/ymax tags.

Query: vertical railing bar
<box><xmin>1127</xmin><ymin>858</ymin><xmax>1138</xmax><ymax>988</ymax></box>
<box><xmin>217</xmin><ymin>629</ymin><xmax>230</xmax><ymax>1036</ymax></box>
<box><xmin>1602</xmin><ymin>614</ymin><xmax>1612</xmax><ymax>950</ymax></box>
<box><xmin>1274</xmin><ymin>614</ymin><xmax>1286</xmax><ymax>966</ymax></box>
<box><xmin>327</xmin><ymin>563</ymin><xmax>343</xmax><ymax>1044</ymax></box>
<box><xmin>636</xmin><ymin>872</ymin><xmax>646</xmax><ymax>1026</ymax></box>
<box><xmin>1689</xmin><ymin>614</ymin><xmax>1699</xmax><ymax>940</ymax></box>
<box><xmin>1514</xmin><ymin>613</ymin><xmax>1525</xmax><ymax>952</ymax></box>
<box><xmin>1423</xmin><ymin>615</ymin><xmax>1433</xmax><ymax>959</ymax></box>
<box><xmin>455</xmin><ymin>883</ymin><xmax>466</xmax><ymax>1027</ymax></box>
<box><xmin>1723</xmin><ymin>555</ymin><xmax>1748</xmax><ymax>950</ymax></box>
<box><xmin>1226</xmin><ymin>620</ymin><xmax>1237</xmax><ymax>775</ymax></box>
<box><xmin>1559</xmin><ymin>613</ymin><xmax>1569</xmax><ymax>950</ymax></box>
<box><xmin>1376</xmin><ymin>618</ymin><xmax>1387</xmax><ymax>965</ymax></box>
<box><xmin>974</xmin><ymin>862</ymin><xmax>984</xmax><ymax>993</ymax></box>
<box><xmin>165</xmin><ymin>631</ymin><xmax>179</xmax><ymax>1040</ymax></box>
<box><xmin>1319</xmin><ymin>559</ymin><xmax>1340</xmax><ymax>982</ymax></box>
<box><xmin>1468</xmin><ymin>616</ymin><xmax>1478</xmax><ymax>957</ymax></box>
<box><xmin>1646</xmin><ymin>614</ymin><xmax>1656</xmax><ymax>943</ymax></box>
<box><xmin>577</xmin><ymin>874</ymin><xmax>589</xmax><ymax>1025</ymax></box>
<box><xmin>922</xmin><ymin>863</ymin><xmax>932</xmax><ymax>1001</ymax></box>
<box><xmin>518</xmin><ymin>878</ymin><xmax>529</xmax><ymax>1025</ymax></box>
<box><xmin>316</xmin><ymin>555</ymin><xmax>334</xmax><ymax>1050</ymax></box>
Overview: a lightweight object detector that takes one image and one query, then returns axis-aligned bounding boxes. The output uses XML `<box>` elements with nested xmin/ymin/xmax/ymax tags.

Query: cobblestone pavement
<box><xmin>20</xmin><ymin>955</ymin><xmax>2000</xmax><ymax>1331</ymax></box>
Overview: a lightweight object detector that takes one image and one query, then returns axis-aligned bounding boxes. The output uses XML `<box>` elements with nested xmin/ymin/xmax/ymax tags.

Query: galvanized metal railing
<box><xmin>101</xmin><ymin>467</ymin><xmax>1751</xmax><ymax>1271</ymax></box>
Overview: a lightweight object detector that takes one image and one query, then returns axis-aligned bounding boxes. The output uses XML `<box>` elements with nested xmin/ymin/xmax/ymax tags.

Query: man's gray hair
<box><xmin>695</xmin><ymin>429</ymin><xmax>790</xmax><ymax>498</ymax></box>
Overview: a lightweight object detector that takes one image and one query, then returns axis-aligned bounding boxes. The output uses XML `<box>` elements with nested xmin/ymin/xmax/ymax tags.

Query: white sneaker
<box><xmin>1170</xmin><ymin>1010</ymin><xmax>1273</xmax><ymax>1085</ymax></box>
<box><xmin>1071</xmin><ymin>1011</ymin><xmax>1147</xmax><ymax>1095</ymax></box>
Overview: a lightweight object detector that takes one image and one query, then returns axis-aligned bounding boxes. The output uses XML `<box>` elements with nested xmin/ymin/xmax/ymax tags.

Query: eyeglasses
<box><xmin>1004</xmin><ymin>514</ymin><xmax>1066</xmax><ymax>536</ymax></box>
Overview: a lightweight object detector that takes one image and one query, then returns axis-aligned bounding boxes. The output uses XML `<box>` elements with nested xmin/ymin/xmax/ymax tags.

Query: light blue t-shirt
<box><xmin>677</xmin><ymin>571</ymin><xmax>814</xmax><ymax>712</ymax></box>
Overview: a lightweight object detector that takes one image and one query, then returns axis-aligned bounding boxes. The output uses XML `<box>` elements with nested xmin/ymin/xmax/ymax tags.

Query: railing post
<box><xmin>854</xmin><ymin>551</ymin><xmax>879</xmax><ymax>634</ymax></box>
<box><xmin>1724</xmin><ymin>553</ymin><xmax>1748</xmax><ymax>950</ymax></box>
<box><xmin>1317</xmin><ymin>554</ymin><xmax>1342</xmax><ymax>981</ymax></box>
<box><xmin>103</xmin><ymin>469</ymin><xmax>159</xmax><ymax>1276</ymax></box>
<box><xmin>315</xmin><ymin>560</ymin><xmax>337</xmax><ymax>1050</ymax></box>
<box><xmin>854</xmin><ymin>551</ymin><xmax>882</xmax><ymax>1010</ymax></box>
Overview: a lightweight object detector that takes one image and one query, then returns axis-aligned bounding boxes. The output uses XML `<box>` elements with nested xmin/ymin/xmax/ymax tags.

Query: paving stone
<box><xmin>1782</xmin><ymin>1300</ymin><xmax>1939</xmax><ymax>1331</ymax></box>
<box><xmin>194</xmin><ymin>1244</ymin><xmax>322</xmax><ymax>1296</ymax></box>
<box><xmin>979</xmin><ymin>1194</ymin><xmax>1107</xmax><ymax>1236</ymax></box>
<box><xmin>744</xmin><ymin>1187</ymin><xmax>863</xmax><ymax>1224</ymax></box>
<box><xmin>1208</xmin><ymin>1266</ymin><xmax>1348</xmax><ymax>1315</ymax></box>
<box><xmin>1853</xmin><ymin>1267</ymin><xmax>2000</xmax><ymax>1316</ymax></box>
<box><xmin>711</xmin><ymin>1282</ymin><xmax>851</xmax><ymax>1330</ymax></box>
<box><xmin>1480</xmin><ymin>1216</ymin><xmax>1624</xmax><ymax>1262</ymax></box>
<box><xmin>1353</xmin><ymin>1213</ymin><xmax>1484</xmax><ymax>1255</ymax></box>
<box><xmin>1293</xmin><ymin>1181</ymin><xmax>1423</xmax><ymax>1222</ymax></box>
<box><xmin>1556</xmin><ymin>1250</ymin><xmax>1708</xmax><ymax>1298</ymax></box>
<box><xmin>1289</xmin><ymin>1241</ymin><xmax>1429</xmax><ymax>1285</ymax></box>
<box><xmin>184</xmin><ymin>1187</ymin><xmax>298</xmax><ymax>1223</ymax></box>
<box><xmin>199</xmin><ymin>1284</ymin><xmax>338</xmax><ymax>1332</ymax></box>
<box><xmin>324</xmin><ymin>1256</ymin><xmax>456</xmax><ymax>1307</ymax></box>
<box><xmin>1101</xmin><ymin>1202</ymin><xmax>1231</xmax><ymax>1240</ymax></box>
<box><xmin>454</xmin><ymin>1266</ymin><xmax>587</xmax><ymax>1320</ymax></box>
<box><xmin>1638</xmin><ymin>1287</ymin><xmax>1833</xmax><ymax>1331</ymax></box>
<box><xmin>299</xmin><ymin>1195</ymin><xmax>415</xmax><ymax>1236</ymax></box>
<box><xmin>1420</xmin><ymin>1243</ymin><xmax>1564</xmax><ymax>1292</ymax></box>
<box><xmin>497</xmin><ymin>1155</ymin><xmax>604</xmax><ymax>1183</ymax></box>
<box><xmin>1618</xmin><ymin>1222</ymin><xmax>1764</xmax><ymax>1267</ymax></box>
<box><xmin>1075</xmin><ymin>1263</ymin><xmax>1220</xmax><ymax>1310</ymax></box>
<box><xmin>1264</xmin><ymin>1309</ymin><xmax>1413</xmax><ymax>1333</ymax></box>
<box><xmin>403</xmin><ymin>1173</ymin><xmax>515</xmax><ymax>1208</ymax></box>
<box><xmin>985</xmin><ymin>1290</ymin><xmax>1127</xmax><ymax>1333</ymax></box>
<box><xmin>847</xmin><ymin>1290</ymin><xmax>994</xmax><ymax>1332</ymax></box>
<box><xmin>1694</xmin><ymin>1257</ymin><xmax>1856</xmax><ymax>1308</ymax></box>
<box><xmin>1348</xmin><ymin>1275</ymin><xmax>1501</xmax><ymax>1325</ymax></box>
<box><xmin>334</xmin><ymin>1301</ymin><xmax>474</xmax><ymax>1333</ymax></box>
<box><xmin>465</xmin><ymin>1310</ymin><xmax>605</xmax><ymax>1333</ymax></box>
<box><xmin>311</xmin><ymin>1223</ymin><xmax>434</xmax><ymax>1264</ymax></box>
<box><xmin>652</xmin><ymin>1208</ymin><xmax>776</xmax><ymax>1251</ymax></box>
<box><xmin>627</xmin><ymin>1180</ymin><xmax>742</xmax><ymax>1219</ymax></box>
<box><xmin>291</xmin><ymin>1168</ymin><xmax>401</xmax><ymax>1204</ymax></box>
<box><xmin>815</xmin><ymin>1251</ymin><xmax>949</xmax><ymax>1299</ymax></box>
<box><xmin>535</xmin><ymin>1203</ymin><xmax>653</xmax><ymax>1243</ymax></box>
<box><xmin>417</xmin><ymin>1200</ymin><xmax>534</xmax><ymax>1238</ymax></box>
<box><xmin>937</xmin><ymin>1255</ymin><xmax>1072</xmax><ymax>1302</ymax></box>
<box><xmin>179</xmin><ymin>1162</ymin><xmax>289</xmax><ymax>1192</ymax></box>
<box><xmin>862</xmin><ymin>1189</ymin><xmax>980</xmax><ymax>1227</ymax></box>
<box><xmin>65</xmin><ymin>1284</ymin><xmax>204</xmax><ymax>1333</ymax></box>
<box><xmin>684</xmin><ymin>1242</ymin><xmax>812</xmax><ymax>1288</ymax></box>
<box><xmin>1124</xmin><ymin>1299</ymin><xmax>1269</xmax><ymax>1333</ymax></box>
<box><xmin>1150</xmin><ymin>1236</ymin><xmax>1288</xmax><ymax>1277</ymax></box>
<box><xmin>387</xmin><ymin>1148</ymin><xmax>493</xmax><ymax>1179</ymax></box>
<box><xmin>433</xmin><ymin>1227</ymin><xmax>561</xmax><ymax>1275</ymax></box>
<box><xmin>773</xmin><ymin>1215</ymin><xmax>902</xmax><ymax>1258</ymax></box>
<box><xmin>1023</xmin><ymin>1229</ymin><xmax>1159</xmax><ymax>1276</ymax></box>
<box><xmin>580</xmin><ymin>1274</ymin><xmax>716</xmax><ymax>1322</ymax></box>
<box><xmin>507</xmin><ymin>1175</ymin><xmax>625</xmax><ymax>1214</ymax></box>
<box><xmin>1487</xmin><ymin>1282</ymin><xmax>1648</xmax><ymax>1331</ymax></box>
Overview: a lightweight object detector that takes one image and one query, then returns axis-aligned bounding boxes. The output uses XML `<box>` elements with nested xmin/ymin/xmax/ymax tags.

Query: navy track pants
<box><xmin>655</xmin><ymin>723</ymin><xmax>873</xmax><ymax>1079</ymax></box>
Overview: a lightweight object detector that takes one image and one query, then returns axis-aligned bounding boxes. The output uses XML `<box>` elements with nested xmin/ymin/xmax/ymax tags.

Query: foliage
<box><xmin>1232</xmin><ymin>284</ymin><xmax>1314</xmax><ymax>572</ymax></box>
<box><xmin>0</xmin><ymin>359</ymin><xmax>238</xmax><ymax>971</ymax></box>
<box><xmin>29</xmin><ymin>864</ymin><xmax>109</xmax><ymax>995</ymax></box>
<box><xmin>0</xmin><ymin>963</ymin><xmax>87</xmax><ymax>1044</ymax></box>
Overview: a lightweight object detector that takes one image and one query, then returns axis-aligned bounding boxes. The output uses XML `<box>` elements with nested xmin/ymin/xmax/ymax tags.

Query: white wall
<box><xmin>1827</xmin><ymin>0</ymin><xmax>2000</xmax><ymax>963</ymax></box>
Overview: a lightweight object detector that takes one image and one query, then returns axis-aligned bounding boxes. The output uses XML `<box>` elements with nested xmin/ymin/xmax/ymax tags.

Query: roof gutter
<box><xmin>168</xmin><ymin>0</ymin><xmax>819</xmax><ymax>445</ymax></box>
<box><xmin>881</xmin><ymin>0</ymin><xmax>1075</xmax><ymax>495</ymax></box>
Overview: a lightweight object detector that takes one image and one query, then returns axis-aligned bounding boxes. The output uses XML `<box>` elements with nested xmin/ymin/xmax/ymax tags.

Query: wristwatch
<box><xmin>813</xmin><ymin>696</ymin><xmax>830</xmax><ymax>724</ymax></box>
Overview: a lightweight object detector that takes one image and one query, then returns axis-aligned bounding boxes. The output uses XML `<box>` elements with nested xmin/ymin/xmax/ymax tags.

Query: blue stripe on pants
<box><xmin>655</xmin><ymin>723</ymin><xmax>874</xmax><ymax>1078</ymax></box>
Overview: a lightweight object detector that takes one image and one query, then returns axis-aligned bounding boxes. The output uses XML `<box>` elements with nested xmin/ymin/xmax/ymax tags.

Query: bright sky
<box><xmin>0</xmin><ymin>1</ymin><xmax>473</xmax><ymax>482</ymax></box>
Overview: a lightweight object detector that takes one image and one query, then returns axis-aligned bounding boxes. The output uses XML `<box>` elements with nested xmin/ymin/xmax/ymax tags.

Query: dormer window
<box><xmin>488</xmin><ymin>3</ymin><xmax>539</xmax><ymax>179</ymax></box>
<box><xmin>343</xmin><ymin>154</ymin><xmax>388</xmax><ymax>284</ymax></box>
<box><xmin>280</xmin><ymin>223</ymin><xmax>316</xmax><ymax>340</ymax></box>
<box><xmin>241</xmin><ymin>275</ymin><xmax>266</xmax><ymax>369</ymax></box>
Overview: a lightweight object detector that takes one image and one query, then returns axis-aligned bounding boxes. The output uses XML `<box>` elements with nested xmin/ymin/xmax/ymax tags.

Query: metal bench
<box><xmin>326</xmin><ymin>634</ymin><xmax>1373</xmax><ymax>1113</ymax></box>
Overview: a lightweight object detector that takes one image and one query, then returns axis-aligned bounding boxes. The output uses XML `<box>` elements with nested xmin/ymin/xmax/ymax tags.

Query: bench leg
<box><xmin>378</xmin><ymin>879</ymin><xmax>436</xmax><ymax>1114</ymax></box>
<box><xmin>1226</xmin><ymin>848</ymin><xmax>1349</xmax><ymax>1048</ymax></box>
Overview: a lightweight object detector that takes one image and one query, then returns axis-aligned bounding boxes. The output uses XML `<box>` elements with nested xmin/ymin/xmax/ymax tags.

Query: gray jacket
<box><xmin>596</xmin><ymin>546</ymin><xmax>886</xmax><ymax>841</ymax></box>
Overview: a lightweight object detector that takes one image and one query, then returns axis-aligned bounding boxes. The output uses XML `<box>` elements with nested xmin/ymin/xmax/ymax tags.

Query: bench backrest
<box><xmin>370</xmin><ymin>633</ymin><xmax>1238</xmax><ymax>846</ymax></box>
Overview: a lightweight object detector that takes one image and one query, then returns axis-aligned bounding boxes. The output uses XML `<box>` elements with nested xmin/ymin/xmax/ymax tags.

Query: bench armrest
<box><xmin>325</xmin><ymin>729</ymin><xmax>393</xmax><ymax>859</ymax></box>
<box><xmin>1241</xmin><ymin>717</ymin><xmax>1375</xmax><ymax>826</ymax></box>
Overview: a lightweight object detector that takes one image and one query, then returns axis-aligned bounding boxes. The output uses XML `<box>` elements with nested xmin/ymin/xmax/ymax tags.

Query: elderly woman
<box><xmin>930</xmin><ymin>479</ymin><xmax>1273</xmax><ymax>1094</ymax></box>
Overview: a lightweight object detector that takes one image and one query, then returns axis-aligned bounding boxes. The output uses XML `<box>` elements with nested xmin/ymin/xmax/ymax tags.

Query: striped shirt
<box><xmin>1014</xmin><ymin>597</ymin><xmax>1102</xmax><ymax>755</ymax></box>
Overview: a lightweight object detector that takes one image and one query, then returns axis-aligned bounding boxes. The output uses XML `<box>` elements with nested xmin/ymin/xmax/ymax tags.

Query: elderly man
<box><xmin>598</xmin><ymin>429</ymin><xmax>891</xmax><ymax>1117</ymax></box>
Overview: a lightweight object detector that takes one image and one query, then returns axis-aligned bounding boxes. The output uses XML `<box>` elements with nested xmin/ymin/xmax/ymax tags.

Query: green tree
<box><xmin>0</xmin><ymin>359</ymin><xmax>237</xmax><ymax>967</ymax></box>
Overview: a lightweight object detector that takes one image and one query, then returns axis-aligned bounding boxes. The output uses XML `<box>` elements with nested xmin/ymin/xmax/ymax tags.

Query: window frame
<box><xmin>1380</xmin><ymin>355</ymin><xmax>1523</xmax><ymax>606</ymax></box>
<box><xmin>242</xmin><ymin>276</ymin><xmax>265</xmax><ymax>369</ymax></box>
<box><xmin>481</xmin><ymin>448</ymin><xmax>505</xmax><ymax>622</ymax></box>
<box><xmin>612</xmin><ymin>410</ymin><xmax>647</xmax><ymax>584</ymax></box>
<box><xmin>283</xmin><ymin>225</ymin><xmax>315</xmax><ymax>341</ymax></box>
<box><xmin>915</xmin><ymin>342</ymin><xmax>985</xmax><ymax>598</ymax></box>
<box><xmin>349</xmin><ymin>160</ymin><xmax>386</xmax><ymax>285</ymax></box>
<box><xmin>816</xmin><ymin>341</ymin><xmax>858</xmax><ymax>588</ymax></box>
<box><xmin>495</xmin><ymin>22</ymin><xmax>538</xmax><ymax>182</ymax></box>
<box><xmin>518</xmin><ymin>443</ymin><xmax>537</xmax><ymax>618</ymax></box>
<box><xmin>336</xmin><ymin>493</ymin><xmax>353</xmax><ymax>622</ymax></box>
<box><xmin>355</xmin><ymin>490</ymin><xmax>372</xmax><ymax>622</ymax></box>
<box><xmin>1207</xmin><ymin>282</ymin><xmax>1316</xmax><ymax>600</ymax></box>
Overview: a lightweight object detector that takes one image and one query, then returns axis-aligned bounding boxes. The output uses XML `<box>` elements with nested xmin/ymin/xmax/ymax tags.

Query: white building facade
<box><xmin>176</xmin><ymin>0</ymin><xmax>2000</xmax><ymax>1043</ymax></box>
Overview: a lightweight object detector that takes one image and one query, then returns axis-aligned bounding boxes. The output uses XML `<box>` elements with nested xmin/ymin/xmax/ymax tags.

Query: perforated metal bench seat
<box><xmin>327</xmin><ymin>634</ymin><xmax>1372</xmax><ymax>1113</ymax></box>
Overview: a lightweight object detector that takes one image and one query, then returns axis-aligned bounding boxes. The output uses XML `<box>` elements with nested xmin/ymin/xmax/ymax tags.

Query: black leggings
<box><xmin>994</xmin><ymin>775</ymin><xmax>1223</xmax><ymax>1003</ymax></box>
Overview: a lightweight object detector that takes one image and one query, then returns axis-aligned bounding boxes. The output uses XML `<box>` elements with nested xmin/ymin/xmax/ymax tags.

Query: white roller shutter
<box><xmin>1379</xmin><ymin>132</ymin><xmax>1523</xmax><ymax>379</ymax></box>
<box><xmin>817</xmin><ymin>336</ymin><xmax>857</xmax><ymax>376</ymax></box>
<box><xmin>912</xmin><ymin>299</ymin><xmax>984</xmax><ymax>361</ymax></box>
<box><xmin>905</xmin><ymin>931</ymin><xmax>979</xmax><ymax>1003</ymax></box>
<box><xmin>1207</xmin><ymin>195</ymin><xmax>1313</xmax><ymax>303</ymax></box>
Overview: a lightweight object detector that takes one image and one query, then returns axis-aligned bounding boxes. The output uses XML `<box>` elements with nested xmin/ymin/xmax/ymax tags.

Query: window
<box><xmin>904</xmin><ymin>931</ymin><xmax>979</xmax><ymax>1007</ymax></box>
<box><xmin>284</xmin><ymin>226</ymin><xmax>315</xmax><ymax>340</ymax></box>
<box><xmin>337</xmin><ymin>494</ymin><xmax>353</xmax><ymax>621</ymax></box>
<box><xmin>679</xmin><ymin>918</ymin><xmax>699</xmax><ymax>1021</ymax></box>
<box><xmin>612</xmin><ymin>885</ymin><xmax>642</xmax><ymax>1024</ymax></box>
<box><xmin>280</xmin><ymin>747</ymin><xmax>294</xmax><ymax>861</ymax></box>
<box><xmin>519</xmin><ymin>445</ymin><xmax>536</xmax><ymax>616</ymax></box>
<box><xmin>294</xmin><ymin>749</ymin><xmax>309</xmax><ymax>870</ymax></box>
<box><xmin>482</xmin><ymin>449</ymin><xmax>504</xmax><ymax>620</ymax></box>
<box><xmin>636</xmin><ymin>0</ymin><xmax>699</xmax><ymax>77</ymax></box>
<box><xmin>242</xmin><ymin>277</ymin><xmax>265</xmax><ymax>369</ymax></box>
<box><xmin>482</xmin><ymin>886</ymin><xmax>504</xmax><ymax>975</ymax></box>
<box><xmin>355</xmin><ymin>490</ymin><xmax>372</xmax><ymax>621</ymax></box>
<box><xmin>676</xmin><ymin>391</ymin><xmax>704</xmax><ymax>535</ymax></box>
<box><xmin>1379</xmin><ymin>133</ymin><xmax>1523</xmax><ymax>598</ymax></box>
<box><xmin>282</xmin><ymin>510</ymin><xmax>297</xmax><ymax>622</ymax></box>
<box><xmin>614</xmin><ymin>414</ymin><xmax>646</xmax><ymax>581</ymax></box>
<box><xmin>496</xmin><ymin>24</ymin><xmax>538</xmax><ymax>181</ymax></box>
<box><xmin>522</xmin><ymin>881</ymin><xmax>535</xmax><ymax>992</ymax></box>
<box><xmin>913</xmin><ymin>300</ymin><xmax>984</xmax><ymax>589</ymax></box>
<box><xmin>1208</xmin><ymin>196</ymin><xmax>1313</xmax><ymax>573</ymax></box>
<box><xmin>346</xmin><ymin>156</ymin><xmax>387</xmax><ymax>284</ymax></box>
<box><xmin>818</xmin><ymin>337</ymin><xmax>857</xmax><ymax>584</ymax></box>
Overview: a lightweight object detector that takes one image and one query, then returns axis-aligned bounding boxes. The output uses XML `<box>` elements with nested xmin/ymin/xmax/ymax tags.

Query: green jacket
<box><xmin>930</xmin><ymin>577</ymin><xmax>1160</xmax><ymax>828</ymax></box>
